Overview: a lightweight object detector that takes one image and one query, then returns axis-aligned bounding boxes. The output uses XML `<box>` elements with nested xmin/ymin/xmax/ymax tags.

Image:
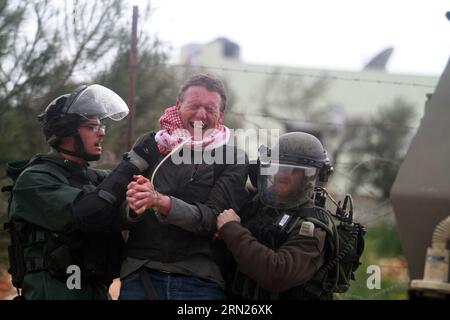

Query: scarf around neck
<box><xmin>155</xmin><ymin>105</ymin><xmax>230</xmax><ymax>154</ymax></box>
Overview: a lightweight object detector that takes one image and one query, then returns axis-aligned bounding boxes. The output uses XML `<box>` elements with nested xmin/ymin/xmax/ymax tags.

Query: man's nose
<box><xmin>98</xmin><ymin>128</ymin><xmax>106</xmax><ymax>137</ymax></box>
<box><xmin>195</xmin><ymin>107</ymin><xmax>207</xmax><ymax>119</ymax></box>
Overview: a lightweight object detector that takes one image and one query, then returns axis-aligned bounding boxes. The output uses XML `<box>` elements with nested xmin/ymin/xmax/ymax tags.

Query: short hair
<box><xmin>177</xmin><ymin>73</ymin><xmax>227</xmax><ymax>111</ymax></box>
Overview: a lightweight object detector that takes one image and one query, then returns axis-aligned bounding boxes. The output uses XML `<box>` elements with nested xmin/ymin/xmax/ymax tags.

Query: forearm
<box><xmin>160</xmin><ymin>196</ymin><xmax>216</xmax><ymax>234</ymax></box>
<box><xmin>220</xmin><ymin>222</ymin><xmax>326</xmax><ymax>292</ymax></box>
<box><xmin>96</xmin><ymin>160</ymin><xmax>141</xmax><ymax>206</ymax></box>
<box><xmin>71</xmin><ymin>192</ymin><xmax>118</xmax><ymax>232</ymax></box>
<box><xmin>73</xmin><ymin>160</ymin><xmax>141</xmax><ymax>231</ymax></box>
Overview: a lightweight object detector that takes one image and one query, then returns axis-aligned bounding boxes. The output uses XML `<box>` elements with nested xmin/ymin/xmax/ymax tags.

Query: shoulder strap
<box><xmin>294</xmin><ymin>207</ymin><xmax>330</xmax><ymax>225</ymax></box>
<box><xmin>288</xmin><ymin>207</ymin><xmax>337</xmax><ymax>253</ymax></box>
<box><xmin>285</xmin><ymin>207</ymin><xmax>333</xmax><ymax>235</ymax></box>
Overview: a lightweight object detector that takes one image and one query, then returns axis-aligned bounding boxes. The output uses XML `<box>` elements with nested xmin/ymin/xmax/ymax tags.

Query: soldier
<box><xmin>4</xmin><ymin>84</ymin><xmax>153</xmax><ymax>299</ymax></box>
<box><xmin>217</xmin><ymin>132</ymin><xmax>337</xmax><ymax>299</ymax></box>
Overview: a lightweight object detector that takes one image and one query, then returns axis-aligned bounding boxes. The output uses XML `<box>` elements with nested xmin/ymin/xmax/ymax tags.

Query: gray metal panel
<box><xmin>391</xmin><ymin>58</ymin><xmax>450</xmax><ymax>280</ymax></box>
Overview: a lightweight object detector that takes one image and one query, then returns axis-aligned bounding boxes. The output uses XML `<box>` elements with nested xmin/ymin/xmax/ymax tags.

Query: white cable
<box><xmin>150</xmin><ymin>136</ymin><xmax>193</xmax><ymax>221</ymax></box>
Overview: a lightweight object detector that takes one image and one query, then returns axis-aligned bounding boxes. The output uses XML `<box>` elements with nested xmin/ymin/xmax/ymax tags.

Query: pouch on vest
<box><xmin>3</xmin><ymin>222</ymin><xmax>26</xmax><ymax>289</ymax></box>
<box><xmin>45</xmin><ymin>233</ymin><xmax>82</xmax><ymax>279</ymax></box>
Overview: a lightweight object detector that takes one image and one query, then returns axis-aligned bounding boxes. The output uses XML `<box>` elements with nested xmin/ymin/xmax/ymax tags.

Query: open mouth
<box><xmin>190</xmin><ymin>121</ymin><xmax>207</xmax><ymax>130</ymax></box>
<box><xmin>94</xmin><ymin>142</ymin><xmax>102</xmax><ymax>151</ymax></box>
<box><xmin>275</xmin><ymin>177</ymin><xmax>290</xmax><ymax>185</ymax></box>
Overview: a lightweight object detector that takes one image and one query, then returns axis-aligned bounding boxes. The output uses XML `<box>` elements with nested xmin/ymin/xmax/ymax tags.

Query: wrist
<box><xmin>153</xmin><ymin>193</ymin><xmax>171</xmax><ymax>216</ymax></box>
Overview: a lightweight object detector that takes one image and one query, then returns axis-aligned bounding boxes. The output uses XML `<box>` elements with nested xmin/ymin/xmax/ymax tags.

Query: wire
<box><xmin>150</xmin><ymin>137</ymin><xmax>192</xmax><ymax>183</ymax></box>
<box><xmin>227</xmin><ymin>111</ymin><xmax>419</xmax><ymax>131</ymax></box>
<box><xmin>150</xmin><ymin>137</ymin><xmax>192</xmax><ymax>222</ymax></box>
<box><xmin>171</xmin><ymin>63</ymin><xmax>437</xmax><ymax>88</ymax></box>
<box><xmin>319</xmin><ymin>187</ymin><xmax>340</xmax><ymax>208</ymax></box>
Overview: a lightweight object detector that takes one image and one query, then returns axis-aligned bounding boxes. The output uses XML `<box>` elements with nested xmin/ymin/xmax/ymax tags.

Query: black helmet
<box><xmin>39</xmin><ymin>92</ymin><xmax>81</xmax><ymax>147</ymax></box>
<box><xmin>257</xmin><ymin>132</ymin><xmax>333</xmax><ymax>209</ymax></box>
<box><xmin>38</xmin><ymin>84</ymin><xmax>129</xmax><ymax>160</ymax></box>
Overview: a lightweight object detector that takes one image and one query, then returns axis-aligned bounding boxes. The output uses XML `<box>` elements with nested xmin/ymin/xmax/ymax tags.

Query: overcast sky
<box><xmin>129</xmin><ymin>0</ymin><xmax>450</xmax><ymax>76</ymax></box>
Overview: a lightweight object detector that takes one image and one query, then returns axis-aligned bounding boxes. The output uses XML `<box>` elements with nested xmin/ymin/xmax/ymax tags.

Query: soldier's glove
<box><xmin>126</xmin><ymin>132</ymin><xmax>159</xmax><ymax>172</ymax></box>
<box><xmin>96</xmin><ymin>160</ymin><xmax>140</xmax><ymax>206</ymax></box>
<box><xmin>74</xmin><ymin>132</ymin><xmax>159</xmax><ymax>216</ymax></box>
<box><xmin>72</xmin><ymin>160</ymin><xmax>141</xmax><ymax>231</ymax></box>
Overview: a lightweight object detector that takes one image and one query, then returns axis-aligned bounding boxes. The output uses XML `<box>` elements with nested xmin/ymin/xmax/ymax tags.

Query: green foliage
<box><xmin>366</xmin><ymin>224</ymin><xmax>403</xmax><ymax>258</ymax></box>
<box><xmin>337</xmin><ymin>224</ymin><xmax>408</xmax><ymax>300</ymax></box>
<box><xmin>0</xmin><ymin>0</ymin><xmax>129</xmax><ymax>171</ymax></box>
<box><xmin>257</xmin><ymin>68</ymin><xmax>330</xmax><ymax>132</ymax></box>
<box><xmin>346</xmin><ymin>99</ymin><xmax>416</xmax><ymax>199</ymax></box>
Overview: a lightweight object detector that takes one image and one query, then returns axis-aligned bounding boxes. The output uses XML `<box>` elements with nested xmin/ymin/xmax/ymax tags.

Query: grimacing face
<box><xmin>177</xmin><ymin>85</ymin><xmax>224</xmax><ymax>138</ymax></box>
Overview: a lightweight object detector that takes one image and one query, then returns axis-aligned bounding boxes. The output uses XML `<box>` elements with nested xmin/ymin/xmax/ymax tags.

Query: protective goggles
<box><xmin>260</xmin><ymin>162</ymin><xmax>317</xmax><ymax>177</ymax></box>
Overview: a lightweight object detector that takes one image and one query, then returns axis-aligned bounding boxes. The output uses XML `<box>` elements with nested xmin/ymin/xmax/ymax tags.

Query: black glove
<box><xmin>96</xmin><ymin>160</ymin><xmax>140</xmax><ymax>204</ymax></box>
<box><xmin>126</xmin><ymin>132</ymin><xmax>159</xmax><ymax>171</ymax></box>
<box><xmin>72</xmin><ymin>160</ymin><xmax>140</xmax><ymax>231</ymax></box>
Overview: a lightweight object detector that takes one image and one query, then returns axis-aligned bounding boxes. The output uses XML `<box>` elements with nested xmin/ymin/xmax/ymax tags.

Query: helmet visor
<box><xmin>258</xmin><ymin>162</ymin><xmax>317</xmax><ymax>208</ymax></box>
<box><xmin>66</xmin><ymin>84</ymin><xmax>129</xmax><ymax>121</ymax></box>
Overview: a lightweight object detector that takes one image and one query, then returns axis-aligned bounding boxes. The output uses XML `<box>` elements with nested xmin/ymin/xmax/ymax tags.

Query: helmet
<box><xmin>38</xmin><ymin>84</ymin><xmax>129</xmax><ymax>160</ymax></box>
<box><xmin>257</xmin><ymin>132</ymin><xmax>333</xmax><ymax>209</ymax></box>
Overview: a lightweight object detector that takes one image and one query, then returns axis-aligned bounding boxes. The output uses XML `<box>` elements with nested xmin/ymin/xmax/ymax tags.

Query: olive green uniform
<box><xmin>8</xmin><ymin>153</ymin><xmax>124</xmax><ymax>299</ymax></box>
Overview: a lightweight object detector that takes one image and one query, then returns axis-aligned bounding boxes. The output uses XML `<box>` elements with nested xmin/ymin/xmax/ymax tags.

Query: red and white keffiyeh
<box><xmin>155</xmin><ymin>105</ymin><xmax>230</xmax><ymax>154</ymax></box>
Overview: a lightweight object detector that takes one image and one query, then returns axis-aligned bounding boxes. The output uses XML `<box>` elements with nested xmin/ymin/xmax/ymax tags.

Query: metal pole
<box><xmin>127</xmin><ymin>6</ymin><xmax>138</xmax><ymax>150</ymax></box>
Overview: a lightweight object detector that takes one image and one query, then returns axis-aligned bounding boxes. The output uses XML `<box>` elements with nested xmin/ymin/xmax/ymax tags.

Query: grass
<box><xmin>336</xmin><ymin>223</ymin><xmax>409</xmax><ymax>300</ymax></box>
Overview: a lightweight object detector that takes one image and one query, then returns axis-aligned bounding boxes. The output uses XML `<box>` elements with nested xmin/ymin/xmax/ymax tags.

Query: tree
<box><xmin>0</xmin><ymin>0</ymin><xmax>128</xmax><ymax>167</ymax></box>
<box><xmin>345</xmin><ymin>99</ymin><xmax>416</xmax><ymax>199</ymax></box>
<box><xmin>257</xmin><ymin>68</ymin><xmax>330</xmax><ymax>132</ymax></box>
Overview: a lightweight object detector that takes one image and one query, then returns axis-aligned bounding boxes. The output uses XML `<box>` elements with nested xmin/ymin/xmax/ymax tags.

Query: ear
<box><xmin>218</xmin><ymin>111</ymin><xmax>224</xmax><ymax>124</ymax></box>
<box><xmin>59</xmin><ymin>135</ymin><xmax>76</xmax><ymax>152</ymax></box>
<box><xmin>175</xmin><ymin>100</ymin><xmax>181</xmax><ymax>109</ymax></box>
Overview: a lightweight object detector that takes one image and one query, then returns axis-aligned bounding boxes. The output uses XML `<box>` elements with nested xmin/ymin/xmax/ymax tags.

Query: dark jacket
<box><xmin>123</xmin><ymin>143</ymin><xmax>249</xmax><ymax>286</ymax></box>
<box><xmin>219</xmin><ymin>196</ymin><xmax>326</xmax><ymax>298</ymax></box>
<box><xmin>8</xmin><ymin>153</ymin><xmax>124</xmax><ymax>300</ymax></box>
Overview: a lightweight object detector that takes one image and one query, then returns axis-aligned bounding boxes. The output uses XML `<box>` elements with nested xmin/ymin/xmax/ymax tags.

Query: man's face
<box><xmin>78</xmin><ymin>117</ymin><xmax>105</xmax><ymax>158</ymax></box>
<box><xmin>177</xmin><ymin>86</ymin><xmax>224</xmax><ymax>137</ymax></box>
<box><xmin>274</xmin><ymin>167</ymin><xmax>306</xmax><ymax>201</ymax></box>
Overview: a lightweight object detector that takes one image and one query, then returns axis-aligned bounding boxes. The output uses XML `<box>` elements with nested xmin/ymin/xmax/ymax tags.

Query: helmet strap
<box><xmin>54</xmin><ymin>133</ymin><xmax>100</xmax><ymax>162</ymax></box>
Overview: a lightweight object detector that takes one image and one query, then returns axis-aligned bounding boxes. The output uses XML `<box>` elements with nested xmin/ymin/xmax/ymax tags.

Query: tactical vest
<box><xmin>2</xmin><ymin>155</ymin><xmax>123</xmax><ymax>294</ymax></box>
<box><xmin>229</xmin><ymin>197</ymin><xmax>365</xmax><ymax>300</ymax></box>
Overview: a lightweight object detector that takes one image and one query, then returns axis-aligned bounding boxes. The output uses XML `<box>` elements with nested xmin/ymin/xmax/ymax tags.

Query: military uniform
<box><xmin>219</xmin><ymin>194</ymin><xmax>328</xmax><ymax>299</ymax></box>
<box><xmin>216</xmin><ymin>132</ymin><xmax>346</xmax><ymax>300</ymax></box>
<box><xmin>7</xmin><ymin>153</ymin><xmax>124</xmax><ymax>299</ymax></box>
